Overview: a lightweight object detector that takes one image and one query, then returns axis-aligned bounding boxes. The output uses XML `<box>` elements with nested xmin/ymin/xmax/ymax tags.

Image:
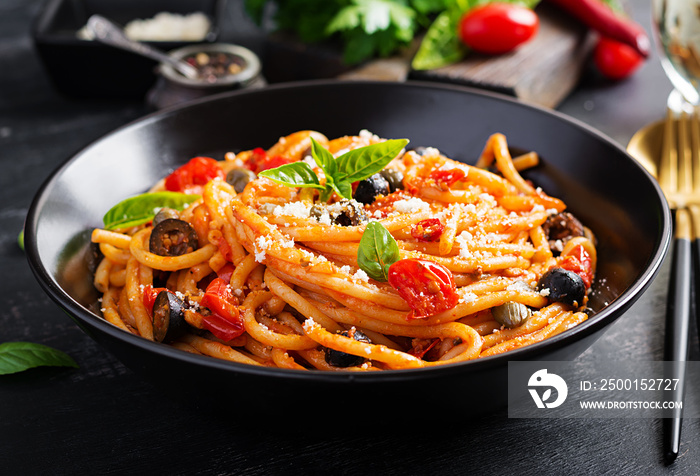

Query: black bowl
<box><xmin>25</xmin><ymin>81</ymin><xmax>671</xmax><ymax>415</ymax></box>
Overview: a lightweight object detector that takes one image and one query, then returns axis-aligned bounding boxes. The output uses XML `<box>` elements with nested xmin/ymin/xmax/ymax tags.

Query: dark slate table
<box><xmin>2</xmin><ymin>0</ymin><xmax>698</xmax><ymax>474</ymax></box>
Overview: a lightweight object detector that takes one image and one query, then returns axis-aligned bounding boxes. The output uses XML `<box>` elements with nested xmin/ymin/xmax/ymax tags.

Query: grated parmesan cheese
<box><xmin>393</xmin><ymin>197</ymin><xmax>430</xmax><ymax>214</ymax></box>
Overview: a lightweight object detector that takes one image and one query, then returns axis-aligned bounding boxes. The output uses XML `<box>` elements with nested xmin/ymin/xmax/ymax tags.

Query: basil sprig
<box><xmin>259</xmin><ymin>137</ymin><xmax>408</xmax><ymax>202</ymax></box>
<box><xmin>0</xmin><ymin>342</ymin><xmax>78</xmax><ymax>375</ymax></box>
<box><xmin>357</xmin><ymin>222</ymin><xmax>400</xmax><ymax>282</ymax></box>
<box><xmin>102</xmin><ymin>192</ymin><xmax>201</xmax><ymax>230</ymax></box>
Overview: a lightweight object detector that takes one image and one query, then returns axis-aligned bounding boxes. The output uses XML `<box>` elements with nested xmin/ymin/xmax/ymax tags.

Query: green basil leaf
<box><xmin>258</xmin><ymin>162</ymin><xmax>325</xmax><ymax>190</ymax></box>
<box><xmin>333</xmin><ymin>180</ymin><xmax>353</xmax><ymax>200</ymax></box>
<box><xmin>0</xmin><ymin>342</ymin><xmax>78</xmax><ymax>375</ymax></box>
<box><xmin>336</xmin><ymin>138</ymin><xmax>409</xmax><ymax>183</ymax></box>
<box><xmin>357</xmin><ymin>221</ymin><xmax>400</xmax><ymax>281</ymax></box>
<box><xmin>310</xmin><ymin>137</ymin><xmax>338</xmax><ymax>178</ymax></box>
<box><xmin>103</xmin><ymin>192</ymin><xmax>201</xmax><ymax>231</ymax></box>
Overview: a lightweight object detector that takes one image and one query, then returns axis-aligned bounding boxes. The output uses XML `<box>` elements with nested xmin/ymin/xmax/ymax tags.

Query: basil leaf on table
<box><xmin>102</xmin><ymin>192</ymin><xmax>201</xmax><ymax>230</ymax></box>
<box><xmin>357</xmin><ymin>221</ymin><xmax>400</xmax><ymax>282</ymax></box>
<box><xmin>0</xmin><ymin>342</ymin><xmax>78</xmax><ymax>375</ymax></box>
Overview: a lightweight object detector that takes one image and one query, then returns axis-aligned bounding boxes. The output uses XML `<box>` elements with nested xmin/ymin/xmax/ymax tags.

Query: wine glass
<box><xmin>652</xmin><ymin>0</ymin><xmax>700</xmax><ymax>105</ymax></box>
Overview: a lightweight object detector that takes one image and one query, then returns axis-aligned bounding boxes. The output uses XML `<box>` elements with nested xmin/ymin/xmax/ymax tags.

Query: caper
<box><xmin>153</xmin><ymin>207</ymin><xmax>180</xmax><ymax>227</ymax></box>
<box><xmin>492</xmin><ymin>302</ymin><xmax>531</xmax><ymax>328</ymax></box>
<box><xmin>226</xmin><ymin>167</ymin><xmax>257</xmax><ymax>193</ymax></box>
<box><xmin>379</xmin><ymin>168</ymin><xmax>404</xmax><ymax>193</ymax></box>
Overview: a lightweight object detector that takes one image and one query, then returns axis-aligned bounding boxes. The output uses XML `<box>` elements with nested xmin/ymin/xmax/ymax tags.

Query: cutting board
<box><xmin>263</xmin><ymin>4</ymin><xmax>593</xmax><ymax>109</ymax></box>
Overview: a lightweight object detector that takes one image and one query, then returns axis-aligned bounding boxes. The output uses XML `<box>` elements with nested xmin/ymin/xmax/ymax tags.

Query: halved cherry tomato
<box><xmin>202</xmin><ymin>313</ymin><xmax>245</xmax><ymax>342</ymax></box>
<box><xmin>201</xmin><ymin>278</ymin><xmax>240</xmax><ymax>323</ymax></box>
<box><xmin>245</xmin><ymin>147</ymin><xmax>294</xmax><ymax>173</ymax></box>
<box><xmin>165</xmin><ymin>157</ymin><xmax>225</xmax><ymax>194</ymax></box>
<box><xmin>459</xmin><ymin>3</ymin><xmax>539</xmax><ymax>55</ymax></box>
<box><xmin>200</xmin><ymin>278</ymin><xmax>244</xmax><ymax>340</ymax></box>
<box><xmin>593</xmin><ymin>36</ymin><xmax>643</xmax><ymax>80</ymax></box>
<box><xmin>430</xmin><ymin>168</ymin><xmax>466</xmax><ymax>188</ymax></box>
<box><xmin>411</xmin><ymin>218</ymin><xmax>445</xmax><ymax>242</ymax></box>
<box><xmin>558</xmin><ymin>244</ymin><xmax>593</xmax><ymax>288</ymax></box>
<box><xmin>388</xmin><ymin>259</ymin><xmax>459</xmax><ymax>319</ymax></box>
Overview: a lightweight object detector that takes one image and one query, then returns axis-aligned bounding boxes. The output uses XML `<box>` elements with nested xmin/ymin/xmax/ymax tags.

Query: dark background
<box><xmin>2</xmin><ymin>0</ymin><xmax>697</xmax><ymax>474</ymax></box>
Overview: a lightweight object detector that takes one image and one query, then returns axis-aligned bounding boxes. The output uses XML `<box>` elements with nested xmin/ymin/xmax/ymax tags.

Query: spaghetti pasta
<box><xmin>92</xmin><ymin>130</ymin><xmax>596</xmax><ymax>371</ymax></box>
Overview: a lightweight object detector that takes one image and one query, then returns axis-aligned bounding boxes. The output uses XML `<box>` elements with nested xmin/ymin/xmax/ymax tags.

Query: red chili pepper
<box><xmin>408</xmin><ymin>338</ymin><xmax>441</xmax><ymax>359</ymax></box>
<box><xmin>388</xmin><ymin>258</ymin><xmax>460</xmax><ymax>319</ymax></box>
<box><xmin>411</xmin><ymin>218</ymin><xmax>445</xmax><ymax>242</ymax></box>
<box><xmin>430</xmin><ymin>168</ymin><xmax>466</xmax><ymax>187</ymax></box>
<box><xmin>545</xmin><ymin>0</ymin><xmax>650</xmax><ymax>58</ymax></box>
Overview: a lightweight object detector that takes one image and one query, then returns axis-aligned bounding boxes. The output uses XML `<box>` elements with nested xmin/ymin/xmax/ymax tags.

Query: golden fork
<box><xmin>658</xmin><ymin>102</ymin><xmax>700</xmax><ymax>462</ymax></box>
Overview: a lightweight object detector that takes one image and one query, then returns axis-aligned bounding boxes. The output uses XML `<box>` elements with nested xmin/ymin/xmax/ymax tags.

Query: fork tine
<box><xmin>659</xmin><ymin>107</ymin><xmax>677</xmax><ymax>197</ymax></box>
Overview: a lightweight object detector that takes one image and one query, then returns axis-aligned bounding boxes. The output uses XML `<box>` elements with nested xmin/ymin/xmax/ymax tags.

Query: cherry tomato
<box><xmin>459</xmin><ymin>3</ymin><xmax>539</xmax><ymax>55</ymax></box>
<box><xmin>216</xmin><ymin>263</ymin><xmax>235</xmax><ymax>283</ymax></box>
<box><xmin>388</xmin><ymin>259</ymin><xmax>459</xmax><ymax>319</ymax></box>
<box><xmin>593</xmin><ymin>37</ymin><xmax>643</xmax><ymax>80</ymax></box>
<box><xmin>411</xmin><ymin>218</ymin><xmax>445</xmax><ymax>242</ymax></box>
<box><xmin>245</xmin><ymin>147</ymin><xmax>294</xmax><ymax>173</ymax></box>
<box><xmin>430</xmin><ymin>168</ymin><xmax>466</xmax><ymax>187</ymax></box>
<box><xmin>201</xmin><ymin>278</ymin><xmax>241</xmax><ymax>323</ymax></box>
<box><xmin>142</xmin><ymin>285</ymin><xmax>170</xmax><ymax>316</ymax></box>
<box><xmin>202</xmin><ymin>313</ymin><xmax>245</xmax><ymax>341</ymax></box>
<box><xmin>164</xmin><ymin>157</ymin><xmax>225</xmax><ymax>194</ymax></box>
<box><xmin>558</xmin><ymin>244</ymin><xmax>593</xmax><ymax>289</ymax></box>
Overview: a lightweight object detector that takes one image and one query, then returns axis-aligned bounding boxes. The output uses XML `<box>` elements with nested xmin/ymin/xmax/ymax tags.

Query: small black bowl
<box><xmin>25</xmin><ymin>81</ymin><xmax>671</xmax><ymax>415</ymax></box>
<box><xmin>32</xmin><ymin>0</ymin><xmax>221</xmax><ymax>99</ymax></box>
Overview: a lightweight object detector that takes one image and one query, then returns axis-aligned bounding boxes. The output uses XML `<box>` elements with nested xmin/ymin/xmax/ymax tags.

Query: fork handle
<box><xmin>663</xmin><ymin>211</ymin><xmax>693</xmax><ymax>463</ymax></box>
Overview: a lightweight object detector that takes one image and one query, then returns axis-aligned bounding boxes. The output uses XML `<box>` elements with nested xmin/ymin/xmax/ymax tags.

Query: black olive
<box><xmin>328</xmin><ymin>200</ymin><xmax>368</xmax><ymax>226</ymax></box>
<box><xmin>379</xmin><ymin>168</ymin><xmax>404</xmax><ymax>193</ymax></box>
<box><xmin>543</xmin><ymin>212</ymin><xmax>585</xmax><ymax>253</ymax></box>
<box><xmin>325</xmin><ymin>329</ymin><xmax>372</xmax><ymax>368</ymax></box>
<box><xmin>537</xmin><ymin>268</ymin><xmax>586</xmax><ymax>308</ymax></box>
<box><xmin>153</xmin><ymin>207</ymin><xmax>180</xmax><ymax>227</ymax></box>
<box><xmin>149</xmin><ymin>219</ymin><xmax>199</xmax><ymax>256</ymax></box>
<box><xmin>152</xmin><ymin>291</ymin><xmax>188</xmax><ymax>343</ymax></box>
<box><xmin>492</xmin><ymin>302</ymin><xmax>531</xmax><ymax>328</ymax></box>
<box><xmin>354</xmin><ymin>173</ymin><xmax>390</xmax><ymax>205</ymax></box>
<box><xmin>85</xmin><ymin>242</ymin><xmax>104</xmax><ymax>274</ymax></box>
<box><xmin>226</xmin><ymin>167</ymin><xmax>257</xmax><ymax>193</ymax></box>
